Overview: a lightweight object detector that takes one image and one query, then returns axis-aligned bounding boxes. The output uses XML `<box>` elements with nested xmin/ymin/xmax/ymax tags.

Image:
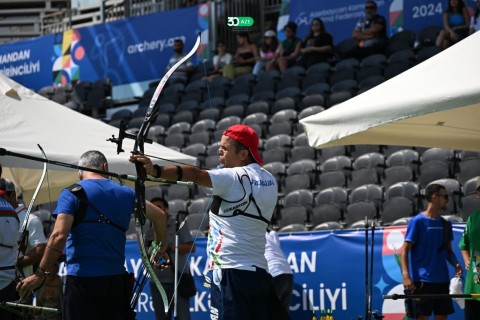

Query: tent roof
<box><xmin>0</xmin><ymin>73</ymin><xmax>197</xmax><ymax>204</ymax></box>
<box><xmin>300</xmin><ymin>31</ymin><xmax>480</xmax><ymax>152</ymax></box>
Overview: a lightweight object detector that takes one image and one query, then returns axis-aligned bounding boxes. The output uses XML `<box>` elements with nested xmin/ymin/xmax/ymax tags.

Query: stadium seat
<box><xmin>276</xmin><ymin>205</ymin><xmax>309</xmax><ymax>230</ymax></box>
<box><xmin>360</xmin><ymin>53</ymin><xmax>387</xmax><ymax>68</ymax></box>
<box><xmin>186</xmin><ymin>213</ymin><xmax>209</xmax><ymax>235</ymax></box>
<box><xmin>345</xmin><ymin>201</ymin><xmax>378</xmax><ymax>227</ymax></box>
<box><xmin>418</xmin><ymin>160</ymin><xmax>450</xmax><ymax>188</ymax></box>
<box><xmin>188</xmin><ymin>197</ymin><xmax>211</xmax><ymax>215</ymax></box>
<box><xmin>283</xmin><ymin>174</ymin><xmax>311</xmax><ymax>195</ymax></box>
<box><xmin>456</xmin><ymin>158</ymin><xmax>480</xmax><ymax>185</ymax></box>
<box><xmin>312</xmin><ymin>221</ymin><xmax>344</xmax><ymax>231</ymax></box>
<box><xmin>277</xmin><ymin>224</ymin><xmax>308</xmax><ymax>233</ymax></box>
<box><xmin>300</xmin><ymin>94</ymin><xmax>325</xmax><ymax>110</ymax></box>
<box><xmin>283</xmin><ymin>189</ymin><xmax>314</xmax><ymax>208</ymax></box>
<box><xmin>380</xmin><ymin>196</ymin><xmax>415</xmax><ymax>226</ymax></box>
<box><xmin>334</xmin><ymin>58</ymin><xmax>360</xmax><ymax>72</ymax></box>
<box><xmin>311</xmin><ymin>204</ymin><xmax>343</xmax><ymax>227</ymax></box>
<box><xmin>416</xmin><ymin>25</ymin><xmax>442</xmax><ymax>47</ymax></box>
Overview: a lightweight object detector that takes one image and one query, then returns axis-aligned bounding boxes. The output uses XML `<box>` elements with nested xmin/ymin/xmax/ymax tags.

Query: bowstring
<box><xmin>167</xmin><ymin>57</ymin><xmax>216</xmax><ymax>311</ymax></box>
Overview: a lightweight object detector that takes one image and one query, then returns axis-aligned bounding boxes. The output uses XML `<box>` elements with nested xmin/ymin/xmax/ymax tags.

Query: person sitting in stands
<box><xmin>436</xmin><ymin>0</ymin><xmax>470</xmax><ymax>49</ymax></box>
<box><xmin>296</xmin><ymin>18</ymin><xmax>334</xmax><ymax>69</ymax></box>
<box><xmin>253</xmin><ymin>30</ymin><xmax>279</xmax><ymax>76</ymax></box>
<box><xmin>268</xmin><ymin>22</ymin><xmax>302</xmax><ymax>73</ymax></box>
<box><xmin>166</xmin><ymin>38</ymin><xmax>195</xmax><ymax>84</ymax></box>
<box><xmin>223</xmin><ymin>32</ymin><xmax>259</xmax><ymax>80</ymax></box>
<box><xmin>350</xmin><ymin>1</ymin><xmax>387</xmax><ymax>58</ymax></box>
<box><xmin>206</xmin><ymin>40</ymin><xmax>232</xmax><ymax>83</ymax></box>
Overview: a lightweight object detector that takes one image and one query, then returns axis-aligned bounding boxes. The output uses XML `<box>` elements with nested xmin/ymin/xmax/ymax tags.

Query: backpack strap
<box><xmin>66</xmin><ymin>183</ymin><xmax>127</xmax><ymax>233</ymax></box>
<box><xmin>438</xmin><ymin>217</ymin><xmax>449</xmax><ymax>252</ymax></box>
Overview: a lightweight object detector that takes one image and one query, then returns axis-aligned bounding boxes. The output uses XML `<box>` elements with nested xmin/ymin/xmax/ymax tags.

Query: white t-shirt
<box><xmin>17</xmin><ymin>205</ymin><xmax>47</xmax><ymax>277</ymax></box>
<box><xmin>212</xmin><ymin>53</ymin><xmax>232</xmax><ymax>69</ymax></box>
<box><xmin>265</xmin><ymin>230</ymin><xmax>292</xmax><ymax>277</ymax></box>
<box><xmin>207</xmin><ymin>164</ymin><xmax>278</xmax><ymax>271</ymax></box>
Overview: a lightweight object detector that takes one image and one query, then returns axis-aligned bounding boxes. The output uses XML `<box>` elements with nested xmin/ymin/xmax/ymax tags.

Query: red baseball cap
<box><xmin>223</xmin><ymin>124</ymin><xmax>263</xmax><ymax>165</ymax></box>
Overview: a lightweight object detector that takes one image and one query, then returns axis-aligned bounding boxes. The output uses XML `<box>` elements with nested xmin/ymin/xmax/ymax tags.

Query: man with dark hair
<box><xmin>132</xmin><ymin>124</ymin><xmax>278</xmax><ymax>320</ymax></box>
<box><xmin>401</xmin><ymin>183</ymin><xmax>462</xmax><ymax>319</ymax></box>
<box><xmin>165</xmin><ymin>38</ymin><xmax>194</xmax><ymax>83</ymax></box>
<box><xmin>147</xmin><ymin>196</ymin><xmax>195</xmax><ymax>320</ymax></box>
<box><xmin>350</xmin><ymin>0</ymin><xmax>387</xmax><ymax>58</ymax></box>
<box><xmin>459</xmin><ymin>177</ymin><xmax>480</xmax><ymax>319</ymax></box>
<box><xmin>17</xmin><ymin>150</ymin><xmax>168</xmax><ymax>320</ymax></box>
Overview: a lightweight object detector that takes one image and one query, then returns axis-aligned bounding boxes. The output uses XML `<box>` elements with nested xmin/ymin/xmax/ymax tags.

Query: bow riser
<box><xmin>129</xmin><ymin>33</ymin><xmax>202</xmax><ymax>315</ymax></box>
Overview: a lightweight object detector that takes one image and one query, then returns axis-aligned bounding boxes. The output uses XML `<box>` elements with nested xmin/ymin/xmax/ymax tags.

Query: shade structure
<box><xmin>0</xmin><ymin>73</ymin><xmax>197</xmax><ymax>204</ymax></box>
<box><xmin>300</xmin><ymin>32</ymin><xmax>480</xmax><ymax>152</ymax></box>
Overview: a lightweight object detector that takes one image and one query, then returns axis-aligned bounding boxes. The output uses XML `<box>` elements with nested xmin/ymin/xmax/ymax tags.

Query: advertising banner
<box><xmin>0</xmin><ymin>4</ymin><xmax>208</xmax><ymax>91</ymax></box>
<box><xmin>287</xmin><ymin>0</ymin><xmax>447</xmax><ymax>44</ymax></box>
<box><xmin>124</xmin><ymin>224</ymin><xmax>466</xmax><ymax>320</ymax></box>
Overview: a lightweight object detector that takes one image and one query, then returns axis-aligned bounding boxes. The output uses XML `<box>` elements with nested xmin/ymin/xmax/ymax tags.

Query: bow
<box><xmin>15</xmin><ymin>144</ymin><xmax>47</xmax><ymax>283</ymax></box>
<box><xmin>109</xmin><ymin>33</ymin><xmax>202</xmax><ymax>314</ymax></box>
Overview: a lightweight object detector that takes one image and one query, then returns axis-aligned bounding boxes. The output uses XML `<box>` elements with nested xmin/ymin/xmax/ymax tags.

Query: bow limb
<box><xmin>130</xmin><ymin>33</ymin><xmax>202</xmax><ymax>315</ymax></box>
<box><xmin>134</xmin><ymin>33</ymin><xmax>202</xmax><ymax>153</ymax></box>
<box><xmin>15</xmin><ymin>144</ymin><xmax>47</xmax><ymax>282</ymax></box>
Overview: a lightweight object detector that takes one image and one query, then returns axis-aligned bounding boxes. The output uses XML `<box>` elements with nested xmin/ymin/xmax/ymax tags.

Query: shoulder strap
<box><xmin>67</xmin><ymin>183</ymin><xmax>88</xmax><ymax>228</ymax></box>
<box><xmin>439</xmin><ymin>217</ymin><xmax>450</xmax><ymax>252</ymax></box>
<box><xmin>66</xmin><ymin>183</ymin><xmax>127</xmax><ymax>232</ymax></box>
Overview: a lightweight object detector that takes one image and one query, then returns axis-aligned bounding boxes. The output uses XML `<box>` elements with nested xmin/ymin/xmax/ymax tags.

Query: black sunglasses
<box><xmin>365</xmin><ymin>6</ymin><xmax>375</xmax><ymax>9</ymax></box>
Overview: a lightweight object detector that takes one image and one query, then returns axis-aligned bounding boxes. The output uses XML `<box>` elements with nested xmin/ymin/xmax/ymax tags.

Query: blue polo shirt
<box><xmin>54</xmin><ymin>179</ymin><xmax>135</xmax><ymax>277</ymax></box>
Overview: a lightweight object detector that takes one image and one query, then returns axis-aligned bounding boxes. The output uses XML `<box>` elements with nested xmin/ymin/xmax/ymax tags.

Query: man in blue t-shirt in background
<box><xmin>401</xmin><ymin>183</ymin><xmax>462</xmax><ymax>319</ymax></box>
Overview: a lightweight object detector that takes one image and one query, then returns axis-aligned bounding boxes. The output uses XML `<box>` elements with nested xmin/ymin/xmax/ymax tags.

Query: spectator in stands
<box><xmin>147</xmin><ymin>197</ymin><xmax>196</xmax><ymax>320</ymax></box>
<box><xmin>265</xmin><ymin>229</ymin><xmax>293</xmax><ymax>319</ymax></box>
<box><xmin>1</xmin><ymin>179</ymin><xmax>47</xmax><ymax>305</ymax></box>
<box><xmin>253</xmin><ymin>30</ymin><xmax>279</xmax><ymax>76</ymax></box>
<box><xmin>469</xmin><ymin>0</ymin><xmax>480</xmax><ymax>34</ymax></box>
<box><xmin>296</xmin><ymin>18</ymin><xmax>334</xmax><ymax>69</ymax></box>
<box><xmin>223</xmin><ymin>32</ymin><xmax>259</xmax><ymax>80</ymax></box>
<box><xmin>131</xmin><ymin>124</ymin><xmax>278</xmax><ymax>320</ymax></box>
<box><xmin>17</xmin><ymin>150</ymin><xmax>168</xmax><ymax>320</ymax></box>
<box><xmin>0</xmin><ymin>178</ymin><xmax>19</xmax><ymax>320</ymax></box>
<box><xmin>166</xmin><ymin>39</ymin><xmax>195</xmax><ymax>83</ymax></box>
<box><xmin>268</xmin><ymin>22</ymin><xmax>302</xmax><ymax>73</ymax></box>
<box><xmin>400</xmin><ymin>183</ymin><xmax>462</xmax><ymax>319</ymax></box>
<box><xmin>205</xmin><ymin>40</ymin><xmax>232</xmax><ymax>83</ymax></box>
<box><xmin>459</xmin><ymin>177</ymin><xmax>480</xmax><ymax>320</ymax></box>
<box><xmin>436</xmin><ymin>0</ymin><xmax>470</xmax><ymax>49</ymax></box>
<box><xmin>350</xmin><ymin>1</ymin><xmax>387</xmax><ymax>58</ymax></box>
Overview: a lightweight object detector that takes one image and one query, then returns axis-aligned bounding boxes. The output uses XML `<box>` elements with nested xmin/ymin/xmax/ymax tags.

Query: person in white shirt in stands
<box><xmin>206</xmin><ymin>40</ymin><xmax>233</xmax><ymax>83</ymax></box>
<box><xmin>131</xmin><ymin>124</ymin><xmax>278</xmax><ymax>320</ymax></box>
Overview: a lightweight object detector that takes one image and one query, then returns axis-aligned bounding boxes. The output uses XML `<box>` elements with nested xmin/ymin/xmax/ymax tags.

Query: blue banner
<box><xmin>0</xmin><ymin>4</ymin><xmax>208</xmax><ymax>91</ymax></box>
<box><xmin>287</xmin><ymin>0</ymin><xmax>449</xmax><ymax>44</ymax></box>
<box><xmin>122</xmin><ymin>225</ymin><xmax>466</xmax><ymax>320</ymax></box>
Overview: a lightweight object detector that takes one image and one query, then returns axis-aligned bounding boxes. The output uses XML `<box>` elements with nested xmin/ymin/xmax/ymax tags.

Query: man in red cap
<box><xmin>132</xmin><ymin>124</ymin><xmax>278</xmax><ymax>320</ymax></box>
